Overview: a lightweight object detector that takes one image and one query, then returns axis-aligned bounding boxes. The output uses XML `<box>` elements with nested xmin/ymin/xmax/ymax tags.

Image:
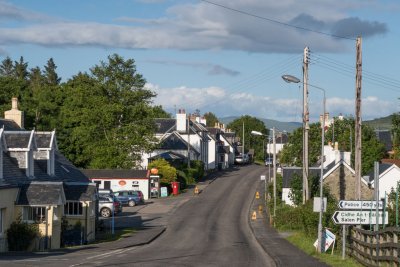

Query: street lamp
<box><xmin>250</xmin><ymin>130</ymin><xmax>266</xmax><ymax>161</ymax></box>
<box><xmin>282</xmin><ymin>74</ymin><xmax>326</xmax><ymax>253</ymax></box>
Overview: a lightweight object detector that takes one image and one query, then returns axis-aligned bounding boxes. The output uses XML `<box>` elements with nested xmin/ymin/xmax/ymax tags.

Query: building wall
<box><xmin>64</xmin><ymin>201</ymin><xmax>96</xmax><ymax>243</ymax></box>
<box><xmin>92</xmin><ymin>178</ymin><xmax>150</xmax><ymax>200</ymax></box>
<box><xmin>324</xmin><ymin>165</ymin><xmax>373</xmax><ymax>200</ymax></box>
<box><xmin>0</xmin><ymin>187</ymin><xmax>19</xmax><ymax>252</ymax></box>
<box><xmin>377</xmin><ymin>168</ymin><xmax>400</xmax><ymax>199</ymax></box>
<box><xmin>208</xmin><ymin>139</ymin><xmax>216</xmax><ymax>170</ymax></box>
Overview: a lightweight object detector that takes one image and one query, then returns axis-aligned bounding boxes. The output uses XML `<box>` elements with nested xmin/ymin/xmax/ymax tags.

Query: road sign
<box><xmin>338</xmin><ymin>200</ymin><xmax>384</xmax><ymax>210</ymax></box>
<box><xmin>260</xmin><ymin>175</ymin><xmax>266</xmax><ymax>181</ymax></box>
<box><xmin>332</xmin><ymin>210</ymin><xmax>388</xmax><ymax>225</ymax></box>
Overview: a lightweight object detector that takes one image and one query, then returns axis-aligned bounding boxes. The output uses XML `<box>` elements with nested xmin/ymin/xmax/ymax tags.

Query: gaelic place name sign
<box><xmin>332</xmin><ymin>210</ymin><xmax>388</xmax><ymax>225</ymax></box>
<box><xmin>338</xmin><ymin>200</ymin><xmax>384</xmax><ymax>210</ymax></box>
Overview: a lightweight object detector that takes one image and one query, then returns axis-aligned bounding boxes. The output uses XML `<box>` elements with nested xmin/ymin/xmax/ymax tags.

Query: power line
<box><xmin>199</xmin><ymin>0</ymin><xmax>356</xmax><ymax>41</ymax></box>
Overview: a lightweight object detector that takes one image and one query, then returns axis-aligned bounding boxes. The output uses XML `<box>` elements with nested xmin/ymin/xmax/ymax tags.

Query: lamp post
<box><xmin>250</xmin><ymin>130</ymin><xmax>266</xmax><ymax>161</ymax></box>
<box><xmin>282</xmin><ymin>74</ymin><xmax>326</xmax><ymax>253</ymax></box>
<box><xmin>251</xmin><ymin>131</ymin><xmax>276</xmax><ymax>218</ymax></box>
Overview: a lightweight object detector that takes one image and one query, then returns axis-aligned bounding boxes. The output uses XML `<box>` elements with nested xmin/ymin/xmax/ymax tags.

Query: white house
<box><xmin>369</xmin><ymin>163</ymin><xmax>400</xmax><ymax>199</ymax></box>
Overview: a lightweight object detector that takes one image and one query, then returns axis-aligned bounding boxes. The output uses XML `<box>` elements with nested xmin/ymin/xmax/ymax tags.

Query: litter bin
<box><xmin>171</xmin><ymin>182</ymin><xmax>180</xmax><ymax>195</ymax></box>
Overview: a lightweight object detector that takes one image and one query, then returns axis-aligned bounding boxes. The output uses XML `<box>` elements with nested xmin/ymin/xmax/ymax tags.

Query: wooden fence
<box><xmin>347</xmin><ymin>226</ymin><xmax>400</xmax><ymax>266</ymax></box>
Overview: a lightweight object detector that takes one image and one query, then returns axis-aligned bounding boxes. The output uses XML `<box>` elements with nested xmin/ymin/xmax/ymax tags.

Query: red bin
<box><xmin>171</xmin><ymin>182</ymin><xmax>180</xmax><ymax>195</ymax></box>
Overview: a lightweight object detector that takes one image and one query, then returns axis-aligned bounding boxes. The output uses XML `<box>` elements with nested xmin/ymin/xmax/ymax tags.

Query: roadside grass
<box><xmin>285</xmin><ymin>231</ymin><xmax>363</xmax><ymax>267</ymax></box>
<box><xmin>94</xmin><ymin>228</ymin><xmax>136</xmax><ymax>243</ymax></box>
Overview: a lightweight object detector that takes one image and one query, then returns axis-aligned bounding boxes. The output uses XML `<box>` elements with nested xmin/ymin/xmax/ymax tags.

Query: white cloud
<box><xmin>0</xmin><ymin>0</ymin><xmax>393</xmax><ymax>53</ymax></box>
<box><xmin>149</xmin><ymin>83</ymin><xmax>397</xmax><ymax>121</ymax></box>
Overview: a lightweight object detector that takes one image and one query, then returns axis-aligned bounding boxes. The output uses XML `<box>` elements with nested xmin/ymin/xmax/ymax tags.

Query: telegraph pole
<box><xmin>354</xmin><ymin>37</ymin><xmax>362</xmax><ymax>200</ymax></box>
<box><xmin>302</xmin><ymin>46</ymin><xmax>310</xmax><ymax>204</ymax></box>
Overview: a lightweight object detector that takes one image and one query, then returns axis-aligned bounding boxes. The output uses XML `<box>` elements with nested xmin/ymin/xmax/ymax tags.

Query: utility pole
<box><xmin>187</xmin><ymin>113</ymin><xmax>191</xmax><ymax>169</ymax></box>
<box><xmin>302</xmin><ymin>46</ymin><xmax>310</xmax><ymax>204</ymax></box>
<box><xmin>273</xmin><ymin>127</ymin><xmax>277</xmax><ymax>219</ymax></box>
<box><xmin>354</xmin><ymin>37</ymin><xmax>362</xmax><ymax>200</ymax></box>
<box><xmin>242</xmin><ymin>121</ymin><xmax>245</xmax><ymax>155</ymax></box>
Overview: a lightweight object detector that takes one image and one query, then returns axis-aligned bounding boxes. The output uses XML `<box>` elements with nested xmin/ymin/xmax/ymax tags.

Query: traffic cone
<box><xmin>252</xmin><ymin>211</ymin><xmax>257</xmax><ymax>220</ymax></box>
<box><xmin>256</xmin><ymin>191</ymin><xmax>260</xmax><ymax>199</ymax></box>
<box><xmin>194</xmin><ymin>186</ymin><xmax>199</xmax><ymax>195</ymax></box>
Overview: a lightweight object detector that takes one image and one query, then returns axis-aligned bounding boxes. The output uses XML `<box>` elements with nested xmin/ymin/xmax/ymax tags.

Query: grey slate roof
<box><xmin>0</xmin><ymin>119</ymin><xmax>21</xmax><ymax>130</ymax></box>
<box><xmin>148</xmin><ymin>151</ymin><xmax>185</xmax><ymax>160</ymax></box>
<box><xmin>81</xmin><ymin>169</ymin><xmax>149</xmax><ymax>179</ymax></box>
<box><xmin>365</xmin><ymin>163</ymin><xmax>393</xmax><ymax>183</ymax></box>
<box><xmin>282</xmin><ymin>167</ymin><xmax>321</xmax><ymax>188</ymax></box>
<box><xmin>375</xmin><ymin>130</ymin><xmax>392</xmax><ymax>152</ymax></box>
<box><xmin>155</xmin><ymin>119</ymin><xmax>176</xmax><ymax>134</ymax></box>
<box><xmin>63</xmin><ymin>183</ymin><xmax>97</xmax><ymax>201</ymax></box>
<box><xmin>4</xmin><ymin>131</ymin><xmax>33</xmax><ymax>149</ymax></box>
<box><xmin>16</xmin><ymin>182</ymin><xmax>64</xmax><ymax>206</ymax></box>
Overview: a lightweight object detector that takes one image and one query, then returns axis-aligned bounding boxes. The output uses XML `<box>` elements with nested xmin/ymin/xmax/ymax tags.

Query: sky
<box><xmin>0</xmin><ymin>0</ymin><xmax>399</xmax><ymax>123</ymax></box>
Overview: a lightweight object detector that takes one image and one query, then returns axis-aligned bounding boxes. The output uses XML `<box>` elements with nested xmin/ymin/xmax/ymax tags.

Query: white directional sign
<box><xmin>260</xmin><ymin>175</ymin><xmax>266</xmax><ymax>181</ymax></box>
<box><xmin>338</xmin><ymin>200</ymin><xmax>384</xmax><ymax>210</ymax></box>
<box><xmin>332</xmin><ymin>210</ymin><xmax>388</xmax><ymax>225</ymax></box>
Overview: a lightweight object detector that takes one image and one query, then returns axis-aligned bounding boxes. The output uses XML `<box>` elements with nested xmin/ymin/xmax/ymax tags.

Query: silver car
<box><xmin>98</xmin><ymin>195</ymin><xmax>122</xmax><ymax>217</ymax></box>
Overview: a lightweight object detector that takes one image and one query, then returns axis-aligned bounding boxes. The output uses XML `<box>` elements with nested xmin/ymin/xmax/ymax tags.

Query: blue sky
<box><xmin>1</xmin><ymin>0</ymin><xmax>399</xmax><ymax>122</ymax></box>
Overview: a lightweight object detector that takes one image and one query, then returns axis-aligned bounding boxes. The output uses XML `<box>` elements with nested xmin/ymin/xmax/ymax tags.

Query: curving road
<box><xmin>122</xmin><ymin>164</ymin><xmax>274</xmax><ymax>266</ymax></box>
<box><xmin>1</xmin><ymin>164</ymin><xmax>323</xmax><ymax>266</ymax></box>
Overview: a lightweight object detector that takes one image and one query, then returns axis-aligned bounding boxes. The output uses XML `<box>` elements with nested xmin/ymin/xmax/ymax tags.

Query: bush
<box><xmin>7</xmin><ymin>218</ymin><xmax>40</xmax><ymax>251</ymax></box>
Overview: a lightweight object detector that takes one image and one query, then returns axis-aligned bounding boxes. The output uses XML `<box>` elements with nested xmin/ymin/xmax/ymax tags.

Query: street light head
<box><xmin>282</xmin><ymin>75</ymin><xmax>301</xmax><ymax>84</ymax></box>
<box><xmin>251</xmin><ymin>130</ymin><xmax>263</xmax><ymax>136</ymax></box>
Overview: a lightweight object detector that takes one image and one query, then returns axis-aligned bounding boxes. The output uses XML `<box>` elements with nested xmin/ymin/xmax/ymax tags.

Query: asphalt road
<box><xmin>120</xmin><ymin>164</ymin><xmax>274</xmax><ymax>266</ymax></box>
<box><xmin>0</xmin><ymin>164</ymin><xmax>318</xmax><ymax>267</ymax></box>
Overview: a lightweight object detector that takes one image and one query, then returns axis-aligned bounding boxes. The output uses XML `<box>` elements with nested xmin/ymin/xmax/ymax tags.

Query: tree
<box><xmin>203</xmin><ymin>112</ymin><xmax>219</xmax><ymax>127</ymax></box>
<box><xmin>280</xmin><ymin>116</ymin><xmax>385</xmax><ymax>175</ymax></box>
<box><xmin>0</xmin><ymin>57</ymin><xmax>14</xmax><ymax>77</ymax></box>
<box><xmin>43</xmin><ymin>58</ymin><xmax>61</xmax><ymax>85</ymax></box>
<box><xmin>148</xmin><ymin>159</ymin><xmax>177</xmax><ymax>185</ymax></box>
<box><xmin>227</xmin><ymin>115</ymin><xmax>268</xmax><ymax>160</ymax></box>
<box><xmin>59</xmin><ymin>54</ymin><xmax>159</xmax><ymax>168</ymax></box>
<box><xmin>392</xmin><ymin>113</ymin><xmax>400</xmax><ymax>159</ymax></box>
<box><xmin>14</xmin><ymin>56</ymin><xmax>28</xmax><ymax>80</ymax></box>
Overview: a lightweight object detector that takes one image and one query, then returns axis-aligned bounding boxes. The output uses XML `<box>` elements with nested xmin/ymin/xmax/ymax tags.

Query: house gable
<box><xmin>323</xmin><ymin>160</ymin><xmax>373</xmax><ymax>200</ymax></box>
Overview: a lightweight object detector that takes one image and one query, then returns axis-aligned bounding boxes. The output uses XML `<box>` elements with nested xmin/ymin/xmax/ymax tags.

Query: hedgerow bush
<box><xmin>7</xmin><ymin>217</ymin><xmax>40</xmax><ymax>251</ymax></box>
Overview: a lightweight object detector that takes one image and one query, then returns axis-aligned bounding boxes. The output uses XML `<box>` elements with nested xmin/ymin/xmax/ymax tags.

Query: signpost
<box><xmin>332</xmin><ymin>210</ymin><xmax>388</xmax><ymax>225</ymax></box>
<box><xmin>338</xmin><ymin>200</ymin><xmax>383</xmax><ymax>210</ymax></box>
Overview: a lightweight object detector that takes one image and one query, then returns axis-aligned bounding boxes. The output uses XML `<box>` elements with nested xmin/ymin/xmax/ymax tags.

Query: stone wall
<box><xmin>324</xmin><ymin>164</ymin><xmax>373</xmax><ymax>200</ymax></box>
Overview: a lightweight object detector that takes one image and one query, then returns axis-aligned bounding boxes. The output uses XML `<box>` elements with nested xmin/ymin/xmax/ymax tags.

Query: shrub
<box><xmin>7</xmin><ymin>217</ymin><xmax>40</xmax><ymax>251</ymax></box>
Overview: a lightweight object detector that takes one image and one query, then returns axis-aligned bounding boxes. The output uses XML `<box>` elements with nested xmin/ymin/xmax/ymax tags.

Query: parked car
<box><xmin>114</xmin><ymin>190</ymin><xmax>145</xmax><ymax>207</ymax></box>
<box><xmin>265</xmin><ymin>158</ymin><xmax>273</xmax><ymax>166</ymax></box>
<box><xmin>98</xmin><ymin>195</ymin><xmax>122</xmax><ymax>217</ymax></box>
<box><xmin>235</xmin><ymin>154</ymin><xmax>249</xmax><ymax>165</ymax></box>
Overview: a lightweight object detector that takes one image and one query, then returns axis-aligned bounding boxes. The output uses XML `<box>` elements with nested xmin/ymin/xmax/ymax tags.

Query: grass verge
<box><xmin>94</xmin><ymin>228</ymin><xmax>137</xmax><ymax>243</ymax></box>
<box><xmin>285</xmin><ymin>231</ymin><xmax>363</xmax><ymax>267</ymax></box>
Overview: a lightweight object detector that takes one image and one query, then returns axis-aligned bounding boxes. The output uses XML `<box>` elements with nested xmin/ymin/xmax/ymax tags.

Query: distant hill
<box><xmin>364</xmin><ymin>115</ymin><xmax>393</xmax><ymax>130</ymax></box>
<box><xmin>219</xmin><ymin>116</ymin><xmax>302</xmax><ymax>133</ymax></box>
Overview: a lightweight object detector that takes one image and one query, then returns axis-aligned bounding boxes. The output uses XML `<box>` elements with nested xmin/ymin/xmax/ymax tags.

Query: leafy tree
<box><xmin>148</xmin><ymin>158</ymin><xmax>177</xmax><ymax>185</ymax></box>
<box><xmin>152</xmin><ymin>105</ymin><xmax>171</xmax><ymax>119</ymax></box>
<box><xmin>227</xmin><ymin>115</ymin><xmax>268</xmax><ymax>160</ymax></box>
<box><xmin>59</xmin><ymin>54</ymin><xmax>159</xmax><ymax>168</ymax></box>
<box><xmin>280</xmin><ymin>116</ymin><xmax>385</xmax><ymax>175</ymax></box>
<box><xmin>203</xmin><ymin>112</ymin><xmax>219</xmax><ymax>127</ymax></box>
<box><xmin>392</xmin><ymin>113</ymin><xmax>400</xmax><ymax>159</ymax></box>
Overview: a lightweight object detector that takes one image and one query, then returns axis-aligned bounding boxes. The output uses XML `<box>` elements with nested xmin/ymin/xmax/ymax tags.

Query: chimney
<box><xmin>4</xmin><ymin>97</ymin><xmax>24</xmax><ymax>129</ymax></box>
<box><xmin>176</xmin><ymin>109</ymin><xmax>187</xmax><ymax>133</ymax></box>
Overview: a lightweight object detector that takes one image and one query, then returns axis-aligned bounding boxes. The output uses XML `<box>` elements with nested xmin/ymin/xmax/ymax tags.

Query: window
<box><xmin>104</xmin><ymin>181</ymin><xmax>111</xmax><ymax>189</ymax></box>
<box><xmin>64</xmin><ymin>202</ymin><xmax>83</xmax><ymax>216</ymax></box>
<box><xmin>23</xmin><ymin>206</ymin><xmax>46</xmax><ymax>223</ymax></box>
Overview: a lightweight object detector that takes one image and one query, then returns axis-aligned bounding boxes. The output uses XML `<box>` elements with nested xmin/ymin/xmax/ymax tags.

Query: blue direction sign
<box><xmin>332</xmin><ymin>210</ymin><xmax>388</xmax><ymax>225</ymax></box>
<box><xmin>338</xmin><ymin>200</ymin><xmax>384</xmax><ymax>210</ymax></box>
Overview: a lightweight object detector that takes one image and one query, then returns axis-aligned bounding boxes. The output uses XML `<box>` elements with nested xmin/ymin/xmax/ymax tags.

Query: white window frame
<box><xmin>22</xmin><ymin>206</ymin><xmax>46</xmax><ymax>223</ymax></box>
<box><xmin>64</xmin><ymin>201</ymin><xmax>83</xmax><ymax>216</ymax></box>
